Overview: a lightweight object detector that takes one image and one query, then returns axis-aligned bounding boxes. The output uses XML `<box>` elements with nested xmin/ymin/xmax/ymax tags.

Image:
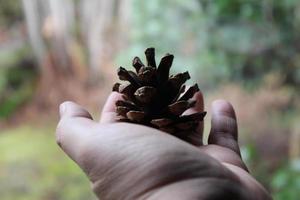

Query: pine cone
<box><xmin>112</xmin><ymin>47</ymin><xmax>206</xmax><ymax>141</ymax></box>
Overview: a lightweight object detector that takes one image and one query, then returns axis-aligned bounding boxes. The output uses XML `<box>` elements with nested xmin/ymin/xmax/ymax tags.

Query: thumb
<box><xmin>59</xmin><ymin>101</ymin><xmax>93</xmax><ymax>120</ymax></box>
<box><xmin>56</xmin><ymin>101</ymin><xmax>96</xmax><ymax>162</ymax></box>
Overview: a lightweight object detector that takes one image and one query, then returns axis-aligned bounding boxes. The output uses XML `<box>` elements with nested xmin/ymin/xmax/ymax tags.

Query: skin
<box><xmin>56</xmin><ymin>91</ymin><xmax>272</xmax><ymax>200</ymax></box>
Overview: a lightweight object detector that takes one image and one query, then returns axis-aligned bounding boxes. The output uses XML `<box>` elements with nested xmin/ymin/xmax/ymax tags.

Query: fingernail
<box><xmin>59</xmin><ymin>103</ymin><xmax>67</xmax><ymax>117</ymax></box>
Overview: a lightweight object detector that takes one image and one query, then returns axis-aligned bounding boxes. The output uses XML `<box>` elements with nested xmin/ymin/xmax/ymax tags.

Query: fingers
<box><xmin>100</xmin><ymin>92</ymin><xmax>124</xmax><ymax>123</ymax></box>
<box><xmin>182</xmin><ymin>91</ymin><xmax>204</xmax><ymax>115</ymax></box>
<box><xmin>56</xmin><ymin>101</ymin><xmax>96</xmax><ymax>162</ymax></box>
<box><xmin>181</xmin><ymin>91</ymin><xmax>204</xmax><ymax>146</ymax></box>
<box><xmin>208</xmin><ymin>100</ymin><xmax>241</xmax><ymax>156</ymax></box>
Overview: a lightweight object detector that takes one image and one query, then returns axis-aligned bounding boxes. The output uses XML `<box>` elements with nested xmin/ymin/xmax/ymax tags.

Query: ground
<box><xmin>0</xmin><ymin>125</ymin><xmax>96</xmax><ymax>200</ymax></box>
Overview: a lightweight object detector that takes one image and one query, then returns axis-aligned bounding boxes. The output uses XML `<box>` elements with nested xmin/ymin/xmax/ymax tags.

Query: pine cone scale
<box><xmin>157</xmin><ymin>54</ymin><xmax>174</xmax><ymax>84</ymax></box>
<box><xmin>145</xmin><ymin>48</ymin><xmax>156</xmax><ymax>68</ymax></box>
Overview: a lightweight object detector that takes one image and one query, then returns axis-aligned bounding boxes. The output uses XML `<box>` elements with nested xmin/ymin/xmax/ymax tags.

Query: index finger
<box><xmin>100</xmin><ymin>92</ymin><xmax>124</xmax><ymax>123</ymax></box>
<box><xmin>181</xmin><ymin>90</ymin><xmax>205</xmax><ymax>146</ymax></box>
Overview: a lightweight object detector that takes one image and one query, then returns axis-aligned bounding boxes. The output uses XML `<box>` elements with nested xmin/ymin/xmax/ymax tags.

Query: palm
<box><xmin>56</xmin><ymin>92</ymin><xmax>271</xmax><ymax>200</ymax></box>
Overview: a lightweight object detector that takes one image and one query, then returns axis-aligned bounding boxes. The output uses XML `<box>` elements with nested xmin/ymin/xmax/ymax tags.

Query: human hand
<box><xmin>56</xmin><ymin>91</ymin><xmax>272</xmax><ymax>200</ymax></box>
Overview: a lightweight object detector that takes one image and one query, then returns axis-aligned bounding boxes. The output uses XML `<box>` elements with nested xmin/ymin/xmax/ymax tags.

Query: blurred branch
<box><xmin>289</xmin><ymin>122</ymin><xmax>300</xmax><ymax>160</ymax></box>
<box><xmin>22</xmin><ymin>0</ymin><xmax>46</xmax><ymax>69</ymax></box>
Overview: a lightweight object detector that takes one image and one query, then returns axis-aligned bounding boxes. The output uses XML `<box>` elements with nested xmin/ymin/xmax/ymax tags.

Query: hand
<box><xmin>56</xmin><ymin>91</ymin><xmax>272</xmax><ymax>200</ymax></box>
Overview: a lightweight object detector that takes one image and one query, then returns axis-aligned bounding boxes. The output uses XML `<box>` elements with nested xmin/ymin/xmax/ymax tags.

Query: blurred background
<box><xmin>0</xmin><ymin>0</ymin><xmax>299</xmax><ymax>199</ymax></box>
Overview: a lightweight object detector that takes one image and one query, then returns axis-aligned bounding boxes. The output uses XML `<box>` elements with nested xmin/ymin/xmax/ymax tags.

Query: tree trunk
<box><xmin>21</xmin><ymin>0</ymin><xmax>132</xmax><ymax>110</ymax></box>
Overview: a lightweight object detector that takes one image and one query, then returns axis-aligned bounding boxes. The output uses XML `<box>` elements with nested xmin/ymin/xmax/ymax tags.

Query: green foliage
<box><xmin>0</xmin><ymin>126</ymin><xmax>96</xmax><ymax>200</ymax></box>
<box><xmin>0</xmin><ymin>0</ymin><xmax>23</xmax><ymax>27</ymax></box>
<box><xmin>241</xmin><ymin>144</ymin><xmax>300</xmax><ymax>200</ymax></box>
<box><xmin>0</xmin><ymin>47</ymin><xmax>37</xmax><ymax>119</ymax></box>
<box><xmin>271</xmin><ymin>160</ymin><xmax>300</xmax><ymax>200</ymax></box>
<box><xmin>122</xmin><ymin>0</ymin><xmax>300</xmax><ymax>89</ymax></box>
<box><xmin>242</xmin><ymin>144</ymin><xmax>300</xmax><ymax>200</ymax></box>
<box><xmin>202</xmin><ymin>0</ymin><xmax>300</xmax><ymax>87</ymax></box>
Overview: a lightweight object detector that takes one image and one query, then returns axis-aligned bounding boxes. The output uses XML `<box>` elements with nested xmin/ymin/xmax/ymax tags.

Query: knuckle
<box><xmin>212</xmin><ymin>115</ymin><xmax>237</xmax><ymax>134</ymax></box>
